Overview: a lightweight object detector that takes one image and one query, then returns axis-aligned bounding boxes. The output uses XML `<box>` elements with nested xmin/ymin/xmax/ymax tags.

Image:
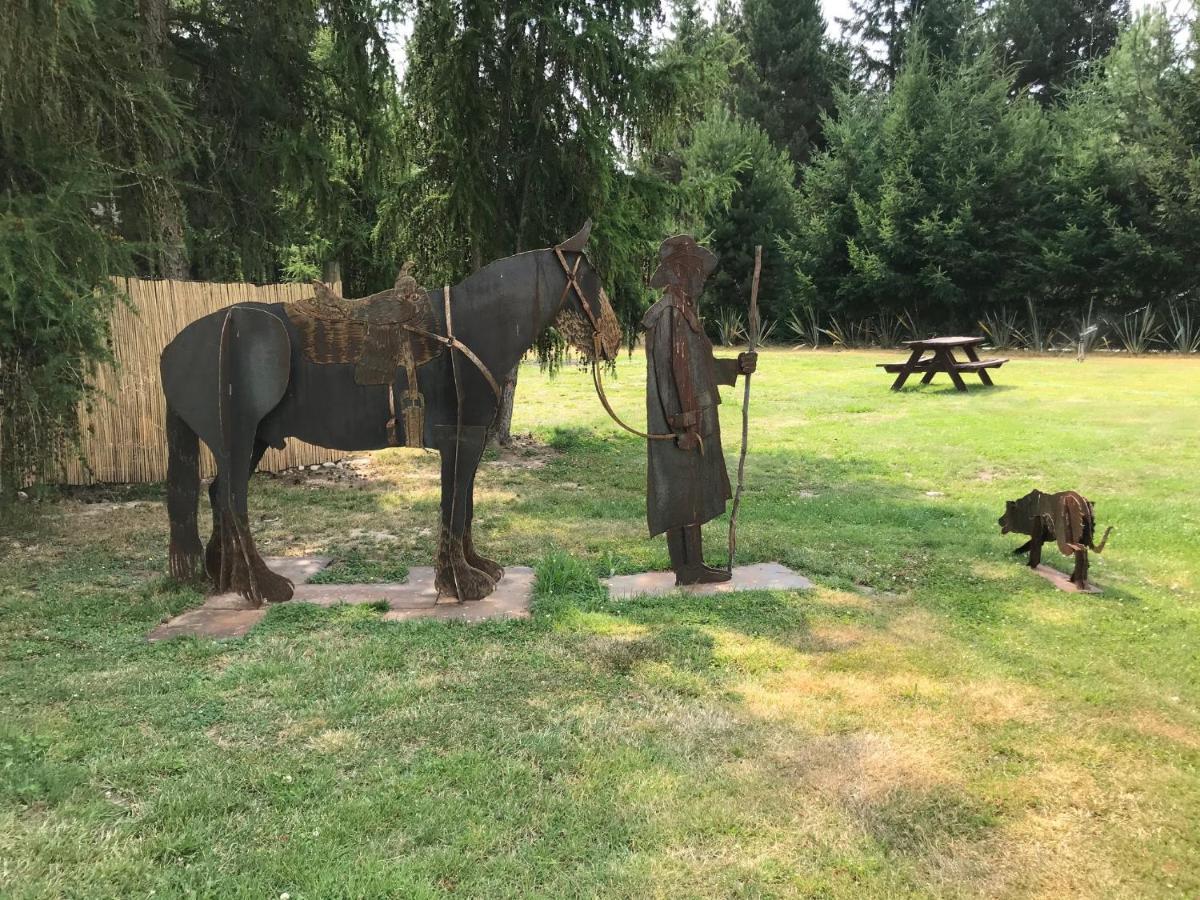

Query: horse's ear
<box><xmin>557</xmin><ymin>219</ymin><xmax>592</xmax><ymax>253</ymax></box>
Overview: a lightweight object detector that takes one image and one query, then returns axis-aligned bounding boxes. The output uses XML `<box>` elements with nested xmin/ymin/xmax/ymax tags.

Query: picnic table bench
<box><xmin>877</xmin><ymin>336</ymin><xmax>1008</xmax><ymax>392</ymax></box>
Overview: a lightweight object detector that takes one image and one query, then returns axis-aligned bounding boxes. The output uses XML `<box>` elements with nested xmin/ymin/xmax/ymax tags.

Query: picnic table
<box><xmin>877</xmin><ymin>336</ymin><xmax>1008</xmax><ymax>392</ymax></box>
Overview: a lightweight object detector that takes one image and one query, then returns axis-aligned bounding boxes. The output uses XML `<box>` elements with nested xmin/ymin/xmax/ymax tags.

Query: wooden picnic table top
<box><xmin>902</xmin><ymin>335</ymin><xmax>986</xmax><ymax>349</ymax></box>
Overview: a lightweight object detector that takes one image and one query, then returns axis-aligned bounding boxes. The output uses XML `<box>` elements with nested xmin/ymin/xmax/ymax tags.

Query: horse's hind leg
<box><xmin>206</xmin><ymin>439</ymin><xmax>267</xmax><ymax>582</ymax></box>
<box><xmin>434</xmin><ymin>426</ymin><xmax>497</xmax><ymax>601</ymax></box>
<box><xmin>166</xmin><ymin>406</ymin><xmax>204</xmax><ymax>580</ymax></box>
<box><xmin>209</xmin><ymin>437</ymin><xmax>293</xmax><ymax>605</ymax></box>
<box><xmin>163</xmin><ymin>304</ymin><xmax>291</xmax><ymax>602</ymax></box>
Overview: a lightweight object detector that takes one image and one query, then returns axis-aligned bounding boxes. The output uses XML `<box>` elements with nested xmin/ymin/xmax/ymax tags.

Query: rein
<box><xmin>590</xmin><ymin>334</ymin><xmax>676</xmax><ymax>443</ymax></box>
<box><xmin>552</xmin><ymin>246</ymin><xmax>676</xmax><ymax>443</ymax></box>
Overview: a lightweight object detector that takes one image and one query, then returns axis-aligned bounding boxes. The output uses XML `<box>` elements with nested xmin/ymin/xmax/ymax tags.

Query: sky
<box><xmin>819</xmin><ymin>0</ymin><xmax>1178</xmax><ymax>40</ymax></box>
<box><xmin>387</xmin><ymin>1</ymin><xmax>1190</xmax><ymax>78</ymax></box>
<box><xmin>822</xmin><ymin>0</ymin><xmax>854</xmax><ymax>38</ymax></box>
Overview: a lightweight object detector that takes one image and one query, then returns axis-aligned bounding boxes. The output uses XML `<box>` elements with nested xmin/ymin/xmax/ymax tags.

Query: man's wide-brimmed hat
<box><xmin>649</xmin><ymin>234</ymin><xmax>718</xmax><ymax>289</ymax></box>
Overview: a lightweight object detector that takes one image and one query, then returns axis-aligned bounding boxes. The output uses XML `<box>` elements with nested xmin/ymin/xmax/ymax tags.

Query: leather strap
<box><xmin>554</xmin><ymin>247</ymin><xmax>692</xmax><ymax>449</ymax></box>
<box><xmin>386</xmin><ymin>384</ymin><xmax>399</xmax><ymax>446</ymax></box>
<box><xmin>400</xmin><ymin>322</ymin><xmax>503</xmax><ymax>400</ymax></box>
<box><xmin>590</xmin><ymin>333</ymin><xmax>676</xmax><ymax>444</ymax></box>
<box><xmin>555</xmin><ymin>246</ymin><xmax>600</xmax><ymax>331</ymax></box>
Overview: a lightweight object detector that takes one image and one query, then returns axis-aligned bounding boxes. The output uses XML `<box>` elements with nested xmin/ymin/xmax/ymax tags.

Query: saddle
<box><xmin>284</xmin><ymin>264</ymin><xmax>444</xmax><ymax>447</ymax></box>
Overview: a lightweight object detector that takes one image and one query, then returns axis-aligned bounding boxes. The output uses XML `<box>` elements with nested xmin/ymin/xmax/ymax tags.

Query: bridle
<box><xmin>553</xmin><ymin>245</ymin><xmax>675</xmax><ymax>444</ymax></box>
<box><xmin>554</xmin><ymin>245</ymin><xmax>602</xmax><ymax>333</ymax></box>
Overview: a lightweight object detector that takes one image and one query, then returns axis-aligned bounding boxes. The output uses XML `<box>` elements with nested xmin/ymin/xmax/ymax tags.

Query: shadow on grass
<box><xmin>887</xmin><ymin>382</ymin><xmax>1020</xmax><ymax>396</ymax></box>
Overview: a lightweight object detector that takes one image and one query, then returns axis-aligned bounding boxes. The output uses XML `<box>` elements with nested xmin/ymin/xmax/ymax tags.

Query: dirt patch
<box><xmin>267</xmin><ymin>457</ymin><xmax>370</xmax><ymax>488</ymax></box>
<box><xmin>485</xmin><ymin>433</ymin><xmax>560</xmax><ymax>471</ymax></box>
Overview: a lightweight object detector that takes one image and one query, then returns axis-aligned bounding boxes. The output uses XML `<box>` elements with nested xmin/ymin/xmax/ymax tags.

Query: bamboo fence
<box><xmin>62</xmin><ymin>276</ymin><xmax>343</xmax><ymax>484</ymax></box>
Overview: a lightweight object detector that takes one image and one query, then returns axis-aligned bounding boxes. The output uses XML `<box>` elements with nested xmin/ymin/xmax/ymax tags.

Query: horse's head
<box><xmin>553</xmin><ymin>221</ymin><xmax>622</xmax><ymax>363</ymax></box>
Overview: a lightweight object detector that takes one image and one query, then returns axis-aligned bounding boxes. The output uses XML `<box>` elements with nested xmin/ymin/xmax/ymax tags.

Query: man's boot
<box><xmin>668</xmin><ymin>525</ymin><xmax>731</xmax><ymax>585</ymax></box>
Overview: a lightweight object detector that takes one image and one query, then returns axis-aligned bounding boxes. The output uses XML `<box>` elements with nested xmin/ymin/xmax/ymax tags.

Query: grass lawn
<box><xmin>2</xmin><ymin>349</ymin><xmax>1199</xmax><ymax>898</ymax></box>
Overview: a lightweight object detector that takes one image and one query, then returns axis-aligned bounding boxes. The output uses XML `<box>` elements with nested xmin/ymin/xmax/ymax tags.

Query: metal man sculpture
<box><xmin>160</xmin><ymin>222</ymin><xmax>621</xmax><ymax>606</ymax></box>
<box><xmin>643</xmin><ymin>235</ymin><xmax>757</xmax><ymax>584</ymax></box>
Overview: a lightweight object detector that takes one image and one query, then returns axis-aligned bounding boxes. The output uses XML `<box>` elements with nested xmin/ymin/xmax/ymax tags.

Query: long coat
<box><xmin>643</xmin><ymin>288</ymin><xmax>740</xmax><ymax>537</ymax></box>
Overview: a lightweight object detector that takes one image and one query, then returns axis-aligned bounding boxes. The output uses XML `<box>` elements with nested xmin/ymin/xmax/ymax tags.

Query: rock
<box><xmin>16</xmin><ymin>491</ymin><xmax>29</xmax><ymax>501</ymax></box>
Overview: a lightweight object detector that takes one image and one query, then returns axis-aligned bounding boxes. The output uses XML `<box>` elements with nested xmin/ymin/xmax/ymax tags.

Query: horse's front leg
<box><xmin>463</xmin><ymin>474</ymin><xmax>504</xmax><ymax>583</ymax></box>
<box><xmin>434</xmin><ymin>426</ymin><xmax>497</xmax><ymax>601</ymax></box>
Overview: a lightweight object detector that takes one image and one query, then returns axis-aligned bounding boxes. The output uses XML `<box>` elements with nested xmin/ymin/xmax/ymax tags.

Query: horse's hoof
<box><xmin>468</xmin><ymin>554</ymin><xmax>504</xmax><ymax>583</ymax></box>
<box><xmin>463</xmin><ymin>533</ymin><xmax>504</xmax><ymax>582</ymax></box>
<box><xmin>259</xmin><ymin>569</ymin><xmax>295</xmax><ymax>604</ymax></box>
<box><xmin>458</xmin><ymin>567</ymin><xmax>497</xmax><ymax>601</ymax></box>
<box><xmin>435</xmin><ymin>564</ymin><xmax>496</xmax><ymax>601</ymax></box>
<box><xmin>229</xmin><ymin>556</ymin><xmax>294</xmax><ymax>606</ymax></box>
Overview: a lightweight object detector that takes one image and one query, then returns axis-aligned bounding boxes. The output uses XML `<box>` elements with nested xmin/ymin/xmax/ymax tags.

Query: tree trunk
<box><xmin>145</xmin><ymin>181</ymin><xmax>189</xmax><ymax>279</ymax></box>
<box><xmin>492</xmin><ymin>363</ymin><xmax>519</xmax><ymax>448</ymax></box>
<box><xmin>139</xmin><ymin>0</ymin><xmax>188</xmax><ymax>279</ymax></box>
<box><xmin>323</xmin><ymin>259</ymin><xmax>342</xmax><ymax>294</ymax></box>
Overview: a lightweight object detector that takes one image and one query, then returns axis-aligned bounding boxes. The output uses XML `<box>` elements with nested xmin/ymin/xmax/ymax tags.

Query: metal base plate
<box><xmin>604</xmin><ymin>562</ymin><xmax>813</xmax><ymax>600</ymax></box>
<box><xmin>148</xmin><ymin>557</ymin><xmax>532</xmax><ymax>640</ymax></box>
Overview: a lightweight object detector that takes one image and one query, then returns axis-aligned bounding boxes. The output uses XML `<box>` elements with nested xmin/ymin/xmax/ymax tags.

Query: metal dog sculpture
<box><xmin>999</xmin><ymin>489</ymin><xmax>1113</xmax><ymax>588</ymax></box>
<box><xmin>161</xmin><ymin>222</ymin><xmax>620</xmax><ymax>605</ymax></box>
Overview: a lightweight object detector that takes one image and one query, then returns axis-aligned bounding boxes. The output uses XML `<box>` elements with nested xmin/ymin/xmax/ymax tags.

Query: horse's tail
<box><xmin>165</xmin><ymin>404</ymin><xmax>203</xmax><ymax>580</ymax></box>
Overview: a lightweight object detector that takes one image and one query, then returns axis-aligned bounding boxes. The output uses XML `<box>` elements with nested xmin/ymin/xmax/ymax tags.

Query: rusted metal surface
<box><xmin>284</xmin><ymin>264</ymin><xmax>444</xmax><ymax>447</ymax></box>
<box><xmin>160</xmin><ymin>223</ymin><xmax>617</xmax><ymax>606</ymax></box>
<box><xmin>1000</xmin><ymin>489</ymin><xmax>1114</xmax><ymax>588</ymax></box>
<box><xmin>640</xmin><ymin>235</ymin><xmax>757</xmax><ymax>585</ymax></box>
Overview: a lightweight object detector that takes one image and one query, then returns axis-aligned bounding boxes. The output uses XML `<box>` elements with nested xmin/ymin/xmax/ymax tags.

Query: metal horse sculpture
<box><xmin>161</xmin><ymin>222</ymin><xmax>620</xmax><ymax>605</ymax></box>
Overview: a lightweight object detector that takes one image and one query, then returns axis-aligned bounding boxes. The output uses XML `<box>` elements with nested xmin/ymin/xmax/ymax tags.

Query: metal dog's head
<box><xmin>998</xmin><ymin>500</ymin><xmax>1016</xmax><ymax>534</ymax></box>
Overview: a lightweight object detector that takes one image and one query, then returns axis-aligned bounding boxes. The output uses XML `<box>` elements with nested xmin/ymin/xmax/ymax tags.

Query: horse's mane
<box><xmin>446</xmin><ymin>247</ymin><xmax>558</xmax><ymax>295</ymax></box>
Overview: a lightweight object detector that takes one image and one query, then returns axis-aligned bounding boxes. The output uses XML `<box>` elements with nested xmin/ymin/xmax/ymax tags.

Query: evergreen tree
<box><xmin>989</xmin><ymin>0</ymin><xmax>1130</xmax><ymax>104</ymax></box>
<box><xmin>788</xmin><ymin>42</ymin><xmax>1059</xmax><ymax>323</ymax></box>
<box><xmin>682</xmin><ymin>109</ymin><xmax>800</xmax><ymax>326</ymax></box>
<box><xmin>841</xmin><ymin>0</ymin><xmax>974</xmax><ymax>88</ymax></box>
<box><xmin>400</xmin><ymin>0</ymin><xmax>696</xmax><ymax>442</ymax></box>
<box><xmin>0</xmin><ymin>0</ymin><xmax>185</xmax><ymax>496</ymax></box>
<box><xmin>0</xmin><ymin>0</ymin><xmax>402</xmax><ymax>494</ymax></box>
<box><xmin>172</xmin><ymin>0</ymin><xmax>398</xmax><ymax>291</ymax></box>
<box><xmin>1047</xmin><ymin>10</ymin><xmax>1200</xmax><ymax>308</ymax></box>
<box><xmin>841</xmin><ymin>0</ymin><xmax>908</xmax><ymax>87</ymax></box>
<box><xmin>736</xmin><ymin>0</ymin><xmax>844</xmax><ymax>168</ymax></box>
